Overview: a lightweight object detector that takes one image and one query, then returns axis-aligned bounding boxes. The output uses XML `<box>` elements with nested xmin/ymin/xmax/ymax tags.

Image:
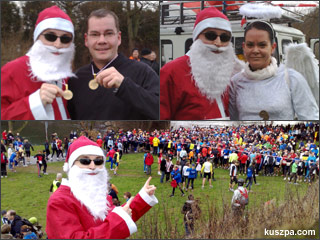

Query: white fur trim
<box><xmin>193</xmin><ymin>17</ymin><xmax>232</xmax><ymax>41</ymax></box>
<box><xmin>34</xmin><ymin>17</ymin><xmax>74</xmax><ymax>41</ymax></box>
<box><xmin>61</xmin><ymin>178</ymin><xmax>69</xmax><ymax>186</ymax></box>
<box><xmin>138</xmin><ymin>189</ymin><xmax>158</xmax><ymax>207</ymax></box>
<box><xmin>55</xmin><ymin>96</ymin><xmax>68</xmax><ymax>120</ymax></box>
<box><xmin>29</xmin><ymin>89</ymin><xmax>55</xmax><ymax>120</ymax></box>
<box><xmin>68</xmin><ymin>145</ymin><xmax>105</xmax><ymax>169</ymax></box>
<box><xmin>112</xmin><ymin>207</ymin><xmax>137</xmax><ymax>235</ymax></box>
<box><xmin>216</xmin><ymin>97</ymin><xmax>226</xmax><ymax>119</ymax></box>
<box><xmin>63</xmin><ymin>162</ymin><xmax>69</xmax><ymax>172</ymax></box>
<box><xmin>239</xmin><ymin>3</ymin><xmax>282</xmax><ymax>19</ymax></box>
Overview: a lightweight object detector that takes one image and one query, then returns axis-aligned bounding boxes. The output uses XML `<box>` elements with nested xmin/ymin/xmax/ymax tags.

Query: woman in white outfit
<box><xmin>229</xmin><ymin>21</ymin><xmax>319</xmax><ymax>120</ymax></box>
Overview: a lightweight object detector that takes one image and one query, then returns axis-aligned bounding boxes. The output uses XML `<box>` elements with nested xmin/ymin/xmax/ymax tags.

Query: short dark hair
<box><xmin>188</xmin><ymin>194</ymin><xmax>194</xmax><ymax>200</ymax></box>
<box><xmin>87</xmin><ymin>9</ymin><xmax>120</xmax><ymax>33</ymax></box>
<box><xmin>132</xmin><ymin>48</ymin><xmax>139</xmax><ymax>53</ymax></box>
<box><xmin>124</xmin><ymin>192</ymin><xmax>131</xmax><ymax>198</ymax></box>
<box><xmin>244</xmin><ymin>21</ymin><xmax>275</xmax><ymax>44</ymax></box>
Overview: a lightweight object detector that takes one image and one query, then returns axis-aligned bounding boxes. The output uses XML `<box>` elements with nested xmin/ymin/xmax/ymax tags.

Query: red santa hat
<box><xmin>63</xmin><ymin>136</ymin><xmax>105</xmax><ymax>172</ymax></box>
<box><xmin>33</xmin><ymin>6</ymin><xmax>74</xmax><ymax>42</ymax></box>
<box><xmin>193</xmin><ymin>7</ymin><xmax>232</xmax><ymax>41</ymax></box>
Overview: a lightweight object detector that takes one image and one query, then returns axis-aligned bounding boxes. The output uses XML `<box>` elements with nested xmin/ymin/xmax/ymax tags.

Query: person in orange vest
<box><xmin>129</xmin><ymin>48</ymin><xmax>140</xmax><ymax>61</ymax></box>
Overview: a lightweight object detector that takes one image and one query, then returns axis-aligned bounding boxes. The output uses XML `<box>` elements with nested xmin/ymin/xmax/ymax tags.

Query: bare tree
<box><xmin>126</xmin><ymin>1</ymin><xmax>143</xmax><ymax>51</ymax></box>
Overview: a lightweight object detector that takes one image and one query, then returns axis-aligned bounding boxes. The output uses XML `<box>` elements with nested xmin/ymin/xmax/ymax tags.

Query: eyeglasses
<box><xmin>203</xmin><ymin>31</ymin><xmax>231</xmax><ymax>43</ymax></box>
<box><xmin>87</xmin><ymin>32</ymin><xmax>116</xmax><ymax>40</ymax></box>
<box><xmin>42</xmin><ymin>33</ymin><xmax>73</xmax><ymax>44</ymax></box>
<box><xmin>77</xmin><ymin>158</ymin><xmax>104</xmax><ymax>166</ymax></box>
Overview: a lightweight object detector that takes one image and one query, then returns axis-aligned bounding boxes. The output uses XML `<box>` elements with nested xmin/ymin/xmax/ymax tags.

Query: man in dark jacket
<box><xmin>7</xmin><ymin>210</ymin><xmax>24</xmax><ymax>238</ymax></box>
<box><xmin>160</xmin><ymin>156</ymin><xmax>167</xmax><ymax>183</ymax></box>
<box><xmin>23</xmin><ymin>139</ymin><xmax>34</xmax><ymax>165</ymax></box>
<box><xmin>181</xmin><ymin>194</ymin><xmax>201</xmax><ymax>237</ymax></box>
<box><xmin>140</xmin><ymin>48</ymin><xmax>159</xmax><ymax>75</ymax></box>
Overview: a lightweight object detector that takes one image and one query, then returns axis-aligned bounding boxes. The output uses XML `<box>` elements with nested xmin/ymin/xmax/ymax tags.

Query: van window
<box><xmin>280</xmin><ymin>39</ymin><xmax>292</xmax><ymax>63</ymax></box>
<box><xmin>185</xmin><ymin>38</ymin><xmax>193</xmax><ymax>54</ymax></box>
<box><xmin>234</xmin><ymin>37</ymin><xmax>245</xmax><ymax>61</ymax></box>
<box><xmin>282</xmin><ymin>39</ymin><xmax>292</xmax><ymax>55</ymax></box>
<box><xmin>161</xmin><ymin>39</ymin><xmax>173</xmax><ymax>66</ymax></box>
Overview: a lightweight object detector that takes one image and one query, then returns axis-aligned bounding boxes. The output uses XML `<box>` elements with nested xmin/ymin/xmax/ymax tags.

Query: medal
<box><xmin>89</xmin><ymin>56</ymin><xmax>118</xmax><ymax>90</ymax></box>
<box><xmin>89</xmin><ymin>73</ymin><xmax>99</xmax><ymax>90</ymax></box>
<box><xmin>259</xmin><ymin>110</ymin><xmax>269</xmax><ymax>120</ymax></box>
<box><xmin>63</xmin><ymin>84</ymin><xmax>73</xmax><ymax>100</ymax></box>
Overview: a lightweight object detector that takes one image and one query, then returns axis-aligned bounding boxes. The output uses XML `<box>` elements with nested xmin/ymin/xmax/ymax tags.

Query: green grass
<box><xmin>1</xmin><ymin>152</ymin><xmax>318</xmax><ymax>239</ymax></box>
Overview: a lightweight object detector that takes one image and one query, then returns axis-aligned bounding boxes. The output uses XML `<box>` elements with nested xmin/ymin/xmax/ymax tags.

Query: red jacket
<box><xmin>240</xmin><ymin>154</ymin><xmax>248</xmax><ymax>164</ymax></box>
<box><xmin>1</xmin><ymin>153</ymin><xmax>7</xmax><ymax>164</ymax></box>
<box><xmin>2</xmin><ymin>131</ymin><xmax>7</xmax><ymax>140</ymax></box>
<box><xmin>96</xmin><ymin>139</ymin><xmax>103</xmax><ymax>148</ymax></box>
<box><xmin>107</xmin><ymin>149</ymin><xmax>116</xmax><ymax>158</ymax></box>
<box><xmin>255</xmin><ymin>154</ymin><xmax>262</xmax><ymax>164</ymax></box>
<box><xmin>145</xmin><ymin>153</ymin><xmax>154</xmax><ymax>166</ymax></box>
<box><xmin>46</xmin><ymin>184</ymin><xmax>157</xmax><ymax>239</ymax></box>
<box><xmin>160</xmin><ymin>55</ymin><xmax>229</xmax><ymax>120</ymax></box>
<box><xmin>1</xmin><ymin>55</ymin><xmax>69</xmax><ymax>120</ymax></box>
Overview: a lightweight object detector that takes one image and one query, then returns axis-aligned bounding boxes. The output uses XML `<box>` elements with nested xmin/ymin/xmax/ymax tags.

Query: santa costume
<box><xmin>1</xmin><ymin>6</ymin><xmax>75</xmax><ymax>120</ymax></box>
<box><xmin>46</xmin><ymin>136</ymin><xmax>158</xmax><ymax>239</ymax></box>
<box><xmin>160</xmin><ymin>7</ymin><xmax>242</xmax><ymax>120</ymax></box>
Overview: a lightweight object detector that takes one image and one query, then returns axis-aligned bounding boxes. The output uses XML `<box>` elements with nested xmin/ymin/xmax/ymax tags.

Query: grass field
<box><xmin>1</xmin><ymin>150</ymin><xmax>319</xmax><ymax>239</ymax></box>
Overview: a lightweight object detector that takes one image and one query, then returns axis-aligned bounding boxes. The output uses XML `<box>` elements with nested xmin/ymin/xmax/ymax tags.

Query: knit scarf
<box><xmin>244</xmin><ymin>57</ymin><xmax>278</xmax><ymax>80</ymax></box>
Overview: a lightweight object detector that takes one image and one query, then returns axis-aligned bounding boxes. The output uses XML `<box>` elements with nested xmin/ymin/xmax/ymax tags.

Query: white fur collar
<box><xmin>244</xmin><ymin>57</ymin><xmax>278</xmax><ymax>80</ymax></box>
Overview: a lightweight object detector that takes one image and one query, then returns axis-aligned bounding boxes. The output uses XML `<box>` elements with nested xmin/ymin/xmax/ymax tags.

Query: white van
<box><xmin>160</xmin><ymin>1</ymin><xmax>317</xmax><ymax>67</ymax></box>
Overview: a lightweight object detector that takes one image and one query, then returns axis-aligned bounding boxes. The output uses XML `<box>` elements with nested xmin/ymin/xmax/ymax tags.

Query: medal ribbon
<box><xmin>91</xmin><ymin>55</ymin><xmax>118</xmax><ymax>79</ymax></box>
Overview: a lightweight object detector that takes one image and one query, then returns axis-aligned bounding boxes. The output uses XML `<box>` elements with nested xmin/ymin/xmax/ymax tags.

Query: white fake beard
<box><xmin>68</xmin><ymin>165</ymin><xmax>110</xmax><ymax>221</ymax></box>
<box><xmin>189</xmin><ymin>39</ymin><xmax>235</xmax><ymax>102</ymax></box>
<box><xmin>27</xmin><ymin>40</ymin><xmax>76</xmax><ymax>82</ymax></box>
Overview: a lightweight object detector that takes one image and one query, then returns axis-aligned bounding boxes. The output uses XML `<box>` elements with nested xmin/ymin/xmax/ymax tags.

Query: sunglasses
<box><xmin>203</xmin><ymin>31</ymin><xmax>231</xmax><ymax>43</ymax></box>
<box><xmin>42</xmin><ymin>33</ymin><xmax>73</xmax><ymax>44</ymax></box>
<box><xmin>77</xmin><ymin>158</ymin><xmax>104</xmax><ymax>166</ymax></box>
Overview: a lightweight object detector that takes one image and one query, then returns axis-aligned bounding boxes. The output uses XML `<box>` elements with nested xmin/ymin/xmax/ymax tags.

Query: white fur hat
<box><xmin>33</xmin><ymin>6</ymin><xmax>74</xmax><ymax>42</ymax></box>
<box><xmin>63</xmin><ymin>136</ymin><xmax>105</xmax><ymax>172</ymax></box>
<box><xmin>193</xmin><ymin>7</ymin><xmax>232</xmax><ymax>41</ymax></box>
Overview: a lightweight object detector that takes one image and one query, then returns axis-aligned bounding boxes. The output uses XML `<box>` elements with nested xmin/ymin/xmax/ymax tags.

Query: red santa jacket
<box><xmin>1</xmin><ymin>55</ymin><xmax>69</xmax><ymax>120</ymax></box>
<box><xmin>46</xmin><ymin>183</ymin><xmax>158</xmax><ymax>239</ymax></box>
<box><xmin>160</xmin><ymin>55</ymin><xmax>229</xmax><ymax>120</ymax></box>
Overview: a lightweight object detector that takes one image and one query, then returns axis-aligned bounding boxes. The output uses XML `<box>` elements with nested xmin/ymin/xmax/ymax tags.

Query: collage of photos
<box><xmin>1</xmin><ymin>1</ymin><xmax>319</xmax><ymax>239</ymax></box>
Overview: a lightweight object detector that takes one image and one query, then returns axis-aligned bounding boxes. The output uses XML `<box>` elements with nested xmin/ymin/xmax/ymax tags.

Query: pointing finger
<box><xmin>144</xmin><ymin>176</ymin><xmax>152</xmax><ymax>188</ymax></box>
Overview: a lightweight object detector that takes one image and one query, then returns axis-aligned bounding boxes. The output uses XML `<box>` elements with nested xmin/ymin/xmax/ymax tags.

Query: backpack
<box><xmin>239</xmin><ymin>189</ymin><xmax>249</xmax><ymax>206</ymax></box>
<box><xmin>21</xmin><ymin>218</ymin><xmax>43</xmax><ymax>238</ymax></box>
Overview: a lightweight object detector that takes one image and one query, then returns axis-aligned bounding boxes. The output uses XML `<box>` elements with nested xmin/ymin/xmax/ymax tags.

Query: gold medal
<box><xmin>89</xmin><ymin>73</ymin><xmax>99</xmax><ymax>90</ymax></box>
<box><xmin>63</xmin><ymin>84</ymin><xmax>73</xmax><ymax>100</ymax></box>
<box><xmin>259</xmin><ymin>110</ymin><xmax>269</xmax><ymax>120</ymax></box>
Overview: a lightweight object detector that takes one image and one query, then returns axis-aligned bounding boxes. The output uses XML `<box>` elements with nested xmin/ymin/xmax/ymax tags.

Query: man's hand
<box><xmin>121</xmin><ymin>197</ymin><xmax>133</xmax><ymax>217</ymax></box>
<box><xmin>143</xmin><ymin>177</ymin><xmax>156</xmax><ymax>196</ymax></box>
<box><xmin>96</xmin><ymin>67</ymin><xmax>124</xmax><ymax>89</ymax></box>
<box><xmin>40</xmin><ymin>83</ymin><xmax>64</xmax><ymax>106</ymax></box>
